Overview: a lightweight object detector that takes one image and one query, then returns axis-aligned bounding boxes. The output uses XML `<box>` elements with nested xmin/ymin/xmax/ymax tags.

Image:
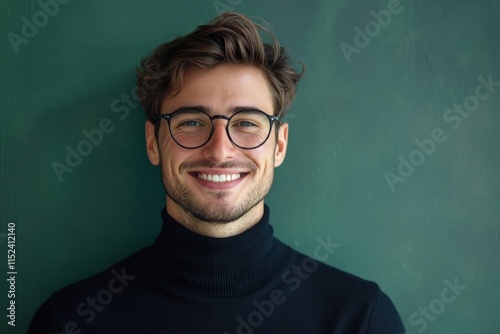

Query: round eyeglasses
<box><xmin>153</xmin><ymin>108</ymin><xmax>282</xmax><ymax>149</ymax></box>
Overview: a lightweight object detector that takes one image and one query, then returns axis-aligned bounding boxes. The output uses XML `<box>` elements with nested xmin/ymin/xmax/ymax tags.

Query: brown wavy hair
<box><xmin>136</xmin><ymin>12</ymin><xmax>304</xmax><ymax>120</ymax></box>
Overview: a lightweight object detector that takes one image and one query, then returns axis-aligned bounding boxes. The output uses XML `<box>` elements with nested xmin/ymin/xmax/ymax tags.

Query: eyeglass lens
<box><xmin>168</xmin><ymin>109</ymin><xmax>272</xmax><ymax>149</ymax></box>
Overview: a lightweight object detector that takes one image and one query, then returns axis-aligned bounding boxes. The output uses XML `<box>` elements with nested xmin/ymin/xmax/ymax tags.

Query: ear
<box><xmin>274</xmin><ymin>122</ymin><xmax>288</xmax><ymax>167</ymax></box>
<box><xmin>145</xmin><ymin>120</ymin><xmax>160</xmax><ymax>166</ymax></box>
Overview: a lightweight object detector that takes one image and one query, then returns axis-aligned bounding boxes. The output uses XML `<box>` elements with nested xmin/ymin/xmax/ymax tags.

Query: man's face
<box><xmin>145</xmin><ymin>64</ymin><xmax>288</xmax><ymax>225</ymax></box>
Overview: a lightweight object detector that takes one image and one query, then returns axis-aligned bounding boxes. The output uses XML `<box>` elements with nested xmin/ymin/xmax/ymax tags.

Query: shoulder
<box><xmin>282</xmin><ymin>244</ymin><xmax>405</xmax><ymax>332</ymax></box>
<box><xmin>28</xmin><ymin>246</ymin><xmax>155</xmax><ymax>333</ymax></box>
<box><xmin>285</xmin><ymin>245</ymin><xmax>380</xmax><ymax>298</ymax></box>
<box><xmin>53</xmin><ymin>246</ymin><xmax>152</xmax><ymax>301</ymax></box>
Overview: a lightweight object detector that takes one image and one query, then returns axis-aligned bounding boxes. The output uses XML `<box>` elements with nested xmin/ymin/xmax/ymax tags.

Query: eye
<box><xmin>171</xmin><ymin>109</ymin><xmax>210</xmax><ymax>129</ymax></box>
<box><xmin>179</xmin><ymin>120</ymin><xmax>203</xmax><ymax>127</ymax></box>
<box><xmin>234</xmin><ymin>120</ymin><xmax>258</xmax><ymax>127</ymax></box>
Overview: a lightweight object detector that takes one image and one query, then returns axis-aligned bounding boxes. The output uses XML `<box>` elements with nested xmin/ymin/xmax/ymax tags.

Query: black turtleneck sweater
<box><xmin>29</xmin><ymin>206</ymin><xmax>405</xmax><ymax>333</ymax></box>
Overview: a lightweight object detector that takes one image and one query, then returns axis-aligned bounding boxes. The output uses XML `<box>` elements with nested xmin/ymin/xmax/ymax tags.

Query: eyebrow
<box><xmin>174</xmin><ymin>105</ymin><xmax>266</xmax><ymax>115</ymax></box>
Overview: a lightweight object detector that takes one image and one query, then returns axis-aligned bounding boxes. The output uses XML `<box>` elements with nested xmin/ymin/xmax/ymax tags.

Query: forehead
<box><xmin>162</xmin><ymin>64</ymin><xmax>274</xmax><ymax>114</ymax></box>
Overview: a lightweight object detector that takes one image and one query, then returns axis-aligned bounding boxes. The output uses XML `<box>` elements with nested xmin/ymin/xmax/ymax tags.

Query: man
<box><xmin>29</xmin><ymin>12</ymin><xmax>405</xmax><ymax>333</ymax></box>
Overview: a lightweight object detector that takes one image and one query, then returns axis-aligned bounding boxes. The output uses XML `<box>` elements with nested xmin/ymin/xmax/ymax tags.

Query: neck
<box><xmin>166</xmin><ymin>197</ymin><xmax>264</xmax><ymax>238</ymax></box>
<box><xmin>154</xmin><ymin>204</ymin><xmax>293</xmax><ymax>297</ymax></box>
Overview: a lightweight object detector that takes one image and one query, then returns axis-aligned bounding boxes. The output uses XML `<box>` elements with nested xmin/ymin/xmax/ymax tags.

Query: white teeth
<box><xmin>198</xmin><ymin>173</ymin><xmax>241</xmax><ymax>183</ymax></box>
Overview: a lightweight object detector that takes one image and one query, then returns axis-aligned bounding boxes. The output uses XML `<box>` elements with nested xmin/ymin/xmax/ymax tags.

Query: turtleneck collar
<box><xmin>153</xmin><ymin>205</ymin><xmax>293</xmax><ymax>298</ymax></box>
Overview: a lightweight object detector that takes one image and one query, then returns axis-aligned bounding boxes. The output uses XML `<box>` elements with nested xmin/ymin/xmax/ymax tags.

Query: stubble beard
<box><xmin>162</xmin><ymin>161</ymin><xmax>274</xmax><ymax>224</ymax></box>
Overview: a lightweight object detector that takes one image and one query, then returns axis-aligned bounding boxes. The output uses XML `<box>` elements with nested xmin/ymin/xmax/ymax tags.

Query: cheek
<box><xmin>247</xmin><ymin>145</ymin><xmax>276</xmax><ymax>171</ymax></box>
<box><xmin>158</xmin><ymin>138</ymin><xmax>182</xmax><ymax>174</ymax></box>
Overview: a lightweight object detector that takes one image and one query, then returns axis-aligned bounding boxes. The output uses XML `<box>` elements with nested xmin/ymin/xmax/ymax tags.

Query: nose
<box><xmin>201</xmin><ymin>119</ymin><xmax>236</xmax><ymax>162</ymax></box>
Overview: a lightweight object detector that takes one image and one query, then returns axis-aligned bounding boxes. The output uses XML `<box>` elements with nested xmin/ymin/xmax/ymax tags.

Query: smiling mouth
<box><xmin>197</xmin><ymin>173</ymin><xmax>242</xmax><ymax>183</ymax></box>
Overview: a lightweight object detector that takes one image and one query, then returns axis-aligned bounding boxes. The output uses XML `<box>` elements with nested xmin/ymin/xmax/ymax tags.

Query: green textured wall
<box><xmin>1</xmin><ymin>0</ymin><xmax>499</xmax><ymax>333</ymax></box>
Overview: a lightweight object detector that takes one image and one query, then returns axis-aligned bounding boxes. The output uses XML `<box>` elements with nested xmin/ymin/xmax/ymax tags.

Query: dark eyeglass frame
<box><xmin>153</xmin><ymin>108</ymin><xmax>283</xmax><ymax>150</ymax></box>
